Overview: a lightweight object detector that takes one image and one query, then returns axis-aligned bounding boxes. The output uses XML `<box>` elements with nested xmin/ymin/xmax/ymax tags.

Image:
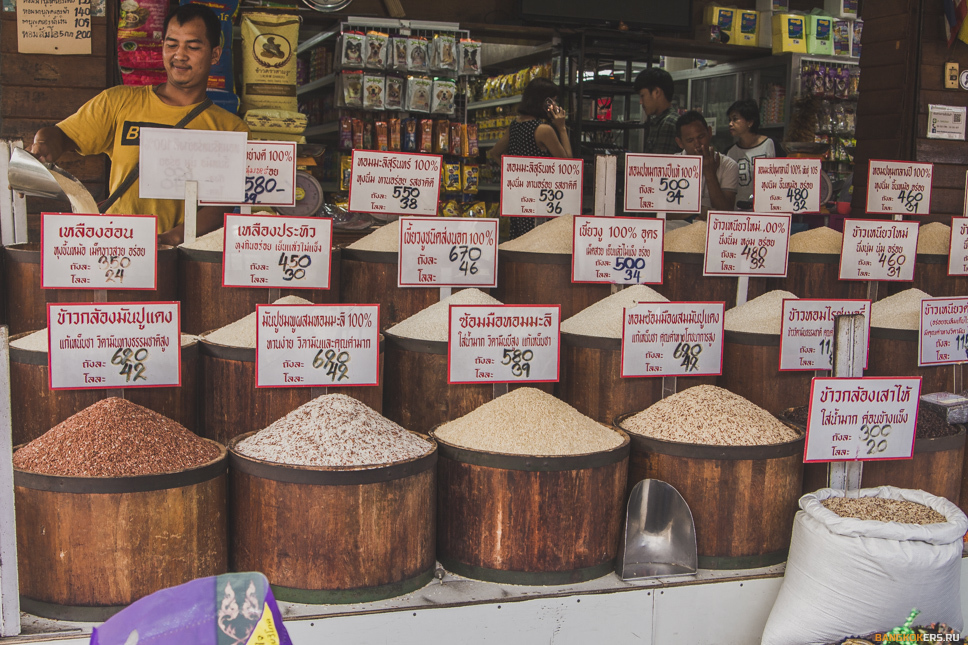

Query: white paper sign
<box><xmin>448</xmin><ymin>305</ymin><xmax>560</xmax><ymax>384</ymax></box>
<box><xmin>139</xmin><ymin>128</ymin><xmax>247</xmax><ymax>203</ymax></box>
<box><xmin>47</xmin><ymin>302</ymin><xmax>181</xmax><ymax>390</ymax></box>
<box><xmin>255</xmin><ymin>304</ymin><xmax>380</xmax><ymax>388</ymax></box>
<box><xmin>200</xmin><ymin>141</ymin><xmax>297</xmax><ymax>207</ymax></box>
<box><xmin>839</xmin><ymin>219</ymin><xmax>919</xmax><ymax>281</ymax></box>
<box><xmin>40</xmin><ymin>213</ymin><xmax>158</xmax><ymax>289</ymax></box>
<box><xmin>397</xmin><ymin>217</ymin><xmax>499</xmax><ymax>288</ymax></box>
<box><xmin>572</xmin><ymin>216</ymin><xmax>664</xmax><ymax>284</ymax></box>
<box><xmin>621</xmin><ymin>302</ymin><xmax>725</xmax><ymax>377</ymax></box>
<box><xmin>623</xmin><ymin>153</ymin><xmax>702</xmax><ymax>213</ymax></box>
<box><xmin>949</xmin><ymin>216</ymin><xmax>968</xmax><ymax>276</ymax></box>
<box><xmin>703</xmin><ymin>212</ymin><xmax>791</xmax><ymax>277</ymax></box>
<box><xmin>500</xmin><ymin>156</ymin><xmax>583</xmax><ymax>217</ymax></box>
<box><xmin>753</xmin><ymin>158</ymin><xmax>822</xmax><ymax>214</ymax></box>
<box><xmin>927</xmin><ymin>104</ymin><xmax>967</xmax><ymax>141</ymax></box>
<box><xmin>919</xmin><ymin>297</ymin><xmax>968</xmax><ymax>366</ymax></box>
<box><xmin>804</xmin><ymin>377</ymin><xmax>921</xmax><ymax>462</ymax></box>
<box><xmin>779</xmin><ymin>299</ymin><xmax>871</xmax><ymax>371</ymax></box>
<box><xmin>348</xmin><ymin>150</ymin><xmax>442</xmax><ymax>216</ymax></box>
<box><xmin>222</xmin><ymin>215</ymin><xmax>332</xmax><ymax>289</ymax></box>
<box><xmin>866</xmin><ymin>160</ymin><xmax>933</xmax><ymax>216</ymax></box>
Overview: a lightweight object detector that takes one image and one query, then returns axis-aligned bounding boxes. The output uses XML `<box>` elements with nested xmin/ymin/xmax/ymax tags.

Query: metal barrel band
<box><xmin>270</xmin><ymin>568</ymin><xmax>435</xmax><ymax>605</ymax></box>
<box><xmin>437</xmin><ymin>557</ymin><xmax>615</xmax><ymax>586</ymax></box>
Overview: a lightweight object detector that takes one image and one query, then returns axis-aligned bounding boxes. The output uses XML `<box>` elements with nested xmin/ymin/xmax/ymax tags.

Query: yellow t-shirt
<box><xmin>58</xmin><ymin>85</ymin><xmax>248</xmax><ymax>233</ymax></box>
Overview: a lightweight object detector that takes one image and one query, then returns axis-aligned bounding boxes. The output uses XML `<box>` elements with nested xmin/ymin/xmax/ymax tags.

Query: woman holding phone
<box><xmin>488</xmin><ymin>77</ymin><xmax>572</xmax><ymax>238</ymax></box>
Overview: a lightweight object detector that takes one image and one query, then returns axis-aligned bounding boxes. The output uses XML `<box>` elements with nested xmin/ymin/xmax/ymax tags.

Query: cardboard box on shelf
<box><xmin>851</xmin><ymin>18</ymin><xmax>863</xmax><ymax>58</ymax></box>
<box><xmin>807</xmin><ymin>15</ymin><xmax>834</xmax><ymax>55</ymax></box>
<box><xmin>704</xmin><ymin>5</ymin><xmax>737</xmax><ymax>45</ymax></box>
<box><xmin>737</xmin><ymin>10</ymin><xmax>760</xmax><ymax>47</ymax></box>
<box><xmin>833</xmin><ymin>20</ymin><xmax>851</xmax><ymax>57</ymax></box>
<box><xmin>823</xmin><ymin>0</ymin><xmax>858</xmax><ymax>19</ymax></box>
<box><xmin>772</xmin><ymin>13</ymin><xmax>807</xmax><ymax>54</ymax></box>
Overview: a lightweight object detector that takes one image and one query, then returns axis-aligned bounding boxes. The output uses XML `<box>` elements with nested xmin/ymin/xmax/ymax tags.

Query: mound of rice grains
<box><xmin>788</xmin><ymin>226</ymin><xmax>843</xmax><ymax>254</ymax></box>
<box><xmin>821</xmin><ymin>496</ymin><xmax>946</xmax><ymax>525</ymax></box>
<box><xmin>386</xmin><ymin>288</ymin><xmax>501</xmax><ymax>342</ymax></box>
<box><xmin>13</xmin><ymin>398</ymin><xmax>219</xmax><ymax>477</ymax></box>
<box><xmin>870</xmin><ymin>288</ymin><xmax>932</xmax><ymax>331</ymax></box>
<box><xmin>560</xmin><ymin>285</ymin><xmax>668</xmax><ymax>339</ymax></box>
<box><xmin>179</xmin><ymin>227</ymin><xmax>225</xmax><ymax>252</ymax></box>
<box><xmin>724</xmin><ymin>290</ymin><xmax>798</xmax><ymax>336</ymax></box>
<box><xmin>785</xmin><ymin>404</ymin><xmax>962</xmax><ymax>439</ymax></box>
<box><xmin>346</xmin><ymin>219</ymin><xmax>400</xmax><ymax>252</ymax></box>
<box><xmin>622</xmin><ymin>385</ymin><xmax>801</xmax><ymax>446</ymax></box>
<box><xmin>434</xmin><ymin>387</ymin><xmax>624</xmax><ymax>456</ymax></box>
<box><xmin>917</xmin><ymin>222</ymin><xmax>951</xmax><ymax>255</ymax></box>
<box><xmin>663</xmin><ymin>221</ymin><xmax>706</xmax><ymax>253</ymax></box>
<box><xmin>236</xmin><ymin>394</ymin><xmax>432</xmax><ymax>467</ymax></box>
<box><xmin>203</xmin><ymin>295</ymin><xmax>311</xmax><ymax>348</ymax></box>
<box><xmin>498</xmin><ymin>215</ymin><xmax>574</xmax><ymax>254</ymax></box>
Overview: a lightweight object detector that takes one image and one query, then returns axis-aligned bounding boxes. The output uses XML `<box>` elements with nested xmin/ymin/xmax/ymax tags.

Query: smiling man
<box><xmin>28</xmin><ymin>3</ymin><xmax>247</xmax><ymax>245</ymax></box>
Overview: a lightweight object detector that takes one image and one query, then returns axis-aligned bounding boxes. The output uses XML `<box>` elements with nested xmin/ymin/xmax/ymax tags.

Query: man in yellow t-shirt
<box><xmin>29</xmin><ymin>3</ymin><xmax>247</xmax><ymax>245</ymax></box>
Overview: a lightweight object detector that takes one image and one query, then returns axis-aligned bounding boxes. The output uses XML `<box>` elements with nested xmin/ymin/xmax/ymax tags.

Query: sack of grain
<box><xmin>241</xmin><ymin>12</ymin><xmax>300</xmax><ymax>113</ymax></box>
<box><xmin>761</xmin><ymin>486</ymin><xmax>967</xmax><ymax>645</ymax></box>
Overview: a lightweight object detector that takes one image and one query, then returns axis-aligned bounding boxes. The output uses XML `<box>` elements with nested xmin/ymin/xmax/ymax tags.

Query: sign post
<box><xmin>0</xmin><ymin>327</ymin><xmax>19</xmax><ymax>636</ymax></box>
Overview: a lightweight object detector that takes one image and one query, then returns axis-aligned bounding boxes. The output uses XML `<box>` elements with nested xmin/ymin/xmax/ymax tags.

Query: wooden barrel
<box><xmin>198</xmin><ymin>336</ymin><xmax>383</xmax><ymax>445</ymax></box>
<box><xmin>15</xmin><ymin>440</ymin><xmax>228</xmax><ymax>621</ymax></box>
<box><xmin>556</xmin><ymin>332</ymin><xmax>663</xmax><ymax>425</ymax></box>
<box><xmin>431</xmin><ymin>429</ymin><xmax>629</xmax><ymax>584</ymax></box>
<box><xmin>495</xmin><ymin>250</ymin><xmax>610</xmax><ymax>321</ymax></box>
<box><xmin>9</xmin><ymin>332</ymin><xmax>200</xmax><ymax>444</ymax></box>
<box><xmin>229</xmin><ymin>433</ymin><xmax>436</xmax><ymax>603</ymax></box>
<box><xmin>718</xmin><ymin>331</ymin><xmax>813</xmax><ymax>415</ymax></box>
<box><xmin>3</xmin><ymin>243</ymin><xmax>177</xmax><ymax>336</ymax></box>
<box><xmin>178</xmin><ymin>246</ymin><xmax>341</xmax><ymax>335</ymax></box>
<box><xmin>763</xmin><ymin>252</ymin><xmax>869</xmax><ymax>300</ymax></box>
<box><xmin>654</xmin><ymin>252</ymin><xmax>739</xmax><ymax>307</ymax></box>
<box><xmin>886</xmin><ymin>253</ymin><xmax>968</xmax><ymax>298</ymax></box>
<box><xmin>340</xmin><ymin>248</ymin><xmax>436</xmax><ymax>332</ymax></box>
<box><xmin>866</xmin><ymin>327</ymin><xmax>951</xmax><ymax>394</ymax></box>
<box><xmin>617</xmin><ymin>414</ymin><xmax>804</xmax><ymax>569</ymax></box>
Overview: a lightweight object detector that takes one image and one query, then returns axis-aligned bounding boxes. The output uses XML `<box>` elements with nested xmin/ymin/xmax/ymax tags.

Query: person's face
<box><xmin>163</xmin><ymin>17</ymin><xmax>220</xmax><ymax>90</ymax></box>
<box><xmin>675</xmin><ymin>121</ymin><xmax>712</xmax><ymax>155</ymax></box>
<box><xmin>638</xmin><ymin>87</ymin><xmax>663</xmax><ymax>116</ymax></box>
<box><xmin>728</xmin><ymin>112</ymin><xmax>752</xmax><ymax>138</ymax></box>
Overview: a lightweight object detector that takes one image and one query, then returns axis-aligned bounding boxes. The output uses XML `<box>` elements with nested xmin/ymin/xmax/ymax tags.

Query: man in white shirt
<box><xmin>674</xmin><ymin>110</ymin><xmax>738</xmax><ymax>217</ymax></box>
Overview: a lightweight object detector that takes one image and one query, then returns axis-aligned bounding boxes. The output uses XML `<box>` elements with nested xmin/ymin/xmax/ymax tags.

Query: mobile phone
<box><xmin>544</xmin><ymin>97</ymin><xmax>558</xmax><ymax>114</ymax></box>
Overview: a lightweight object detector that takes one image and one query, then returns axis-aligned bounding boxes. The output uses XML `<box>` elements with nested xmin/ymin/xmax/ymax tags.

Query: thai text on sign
<box><xmin>500</xmin><ymin>156</ymin><xmax>583</xmax><ymax>217</ymax></box>
<box><xmin>348</xmin><ymin>150</ymin><xmax>442</xmax><ymax>216</ymax></box>
<box><xmin>139</xmin><ymin>128</ymin><xmax>246</xmax><ymax>203</ymax></box>
<box><xmin>919</xmin><ymin>297</ymin><xmax>968</xmax><ymax>366</ymax></box>
<box><xmin>222</xmin><ymin>215</ymin><xmax>332</xmax><ymax>289</ymax></box>
<box><xmin>623</xmin><ymin>153</ymin><xmax>702</xmax><ymax>213</ymax></box>
<box><xmin>572</xmin><ymin>216</ymin><xmax>664</xmax><ymax>285</ymax></box>
<box><xmin>866</xmin><ymin>160</ymin><xmax>933</xmax><ymax>216</ymax></box>
<box><xmin>948</xmin><ymin>217</ymin><xmax>968</xmax><ymax>276</ymax></box>
<box><xmin>703</xmin><ymin>212</ymin><xmax>791</xmax><ymax>277</ymax></box>
<box><xmin>200</xmin><ymin>141</ymin><xmax>297</xmax><ymax>207</ymax></box>
<box><xmin>398</xmin><ymin>216</ymin><xmax>499</xmax><ymax>287</ymax></box>
<box><xmin>778</xmin><ymin>299</ymin><xmax>871</xmax><ymax>371</ymax></box>
<box><xmin>753</xmin><ymin>158</ymin><xmax>822</xmax><ymax>214</ymax></box>
<box><xmin>621</xmin><ymin>302</ymin><xmax>725</xmax><ymax>377</ymax></box>
<box><xmin>838</xmin><ymin>219</ymin><xmax>919</xmax><ymax>281</ymax></box>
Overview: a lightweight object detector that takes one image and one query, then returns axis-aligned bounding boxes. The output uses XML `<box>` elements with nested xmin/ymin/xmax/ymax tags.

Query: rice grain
<box><xmin>822</xmin><ymin>497</ymin><xmax>946</xmax><ymax>525</ymax></box>
<box><xmin>179</xmin><ymin>227</ymin><xmax>225</xmax><ymax>251</ymax></box>
<box><xmin>870</xmin><ymin>288</ymin><xmax>932</xmax><ymax>330</ymax></box>
<box><xmin>498</xmin><ymin>215</ymin><xmax>574</xmax><ymax>254</ymax></box>
<box><xmin>917</xmin><ymin>222</ymin><xmax>951</xmax><ymax>255</ymax></box>
<box><xmin>204</xmin><ymin>295</ymin><xmax>312</xmax><ymax>348</ymax></box>
<box><xmin>561</xmin><ymin>285</ymin><xmax>668</xmax><ymax>338</ymax></box>
<box><xmin>664</xmin><ymin>221</ymin><xmax>707</xmax><ymax>253</ymax></box>
<box><xmin>789</xmin><ymin>226</ymin><xmax>842</xmax><ymax>254</ymax></box>
<box><xmin>725</xmin><ymin>290</ymin><xmax>798</xmax><ymax>335</ymax></box>
<box><xmin>386</xmin><ymin>288</ymin><xmax>502</xmax><ymax>342</ymax></box>
<box><xmin>347</xmin><ymin>219</ymin><xmax>400</xmax><ymax>252</ymax></box>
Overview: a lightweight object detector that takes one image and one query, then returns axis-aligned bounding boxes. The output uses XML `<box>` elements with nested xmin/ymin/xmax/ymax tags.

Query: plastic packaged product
<box><xmin>408</xmin><ymin>36</ymin><xmax>429</xmax><ymax>72</ymax></box>
<box><xmin>419</xmin><ymin>119</ymin><xmax>434</xmax><ymax>153</ymax></box>
<box><xmin>342</xmin><ymin>70</ymin><xmax>363</xmax><ymax>107</ymax></box>
<box><xmin>402</xmin><ymin>118</ymin><xmax>417</xmax><ymax>152</ymax></box>
<box><xmin>432</xmin><ymin>79</ymin><xmax>457</xmax><ymax>115</ymax></box>
<box><xmin>450</xmin><ymin>122</ymin><xmax>463</xmax><ymax>155</ymax></box>
<box><xmin>207</xmin><ymin>88</ymin><xmax>240</xmax><ymax>114</ymax></box>
<box><xmin>120</xmin><ymin>67</ymin><xmax>166</xmax><ymax>86</ymax></box>
<box><xmin>439</xmin><ymin>200</ymin><xmax>460</xmax><ymax>217</ymax></box>
<box><xmin>464</xmin><ymin>123</ymin><xmax>479</xmax><ymax>157</ymax></box>
<box><xmin>389</xmin><ymin>35</ymin><xmax>409</xmax><ymax>71</ymax></box>
<box><xmin>385</xmin><ymin>75</ymin><xmax>404</xmax><ymax>110</ymax></box>
<box><xmin>341</xmin><ymin>31</ymin><xmax>365</xmax><ymax>68</ymax></box>
<box><xmin>486</xmin><ymin>202</ymin><xmax>500</xmax><ymax>218</ymax></box>
<box><xmin>363</xmin><ymin>121</ymin><xmax>374</xmax><ymax>150</ymax></box>
<box><xmin>118</xmin><ymin>0</ymin><xmax>165</xmax><ymax>41</ymax></box>
<box><xmin>462</xmin><ymin>164</ymin><xmax>479</xmax><ymax>194</ymax></box>
<box><xmin>375</xmin><ymin>121</ymin><xmax>388</xmax><ymax>151</ymax></box>
<box><xmin>363</xmin><ymin>74</ymin><xmax>385</xmax><ymax>110</ymax></box>
<box><xmin>435</xmin><ymin>120</ymin><xmax>450</xmax><ymax>154</ymax></box>
<box><xmin>464</xmin><ymin>202</ymin><xmax>486</xmax><ymax>218</ymax></box>
<box><xmin>117</xmin><ymin>39</ymin><xmax>162</xmax><ymax>69</ymax></box>
<box><xmin>339</xmin><ymin>116</ymin><xmax>353</xmax><ymax>149</ymax></box>
<box><xmin>364</xmin><ymin>31</ymin><xmax>388</xmax><ymax>69</ymax></box>
<box><xmin>352</xmin><ymin>118</ymin><xmax>364</xmax><ymax>149</ymax></box>
<box><xmin>459</xmin><ymin>39</ymin><xmax>481</xmax><ymax>75</ymax></box>
<box><xmin>244</xmin><ymin>108</ymin><xmax>307</xmax><ymax>134</ymax></box>
<box><xmin>407</xmin><ymin>76</ymin><xmax>432</xmax><ymax>112</ymax></box>
<box><xmin>443</xmin><ymin>163</ymin><xmax>461</xmax><ymax>191</ymax></box>
<box><xmin>240</xmin><ymin>12</ymin><xmax>299</xmax><ymax>113</ymax></box>
<box><xmin>432</xmin><ymin>33</ymin><xmax>457</xmax><ymax>71</ymax></box>
<box><xmin>340</xmin><ymin>155</ymin><xmax>352</xmax><ymax>190</ymax></box>
<box><xmin>389</xmin><ymin>119</ymin><xmax>401</xmax><ymax>151</ymax></box>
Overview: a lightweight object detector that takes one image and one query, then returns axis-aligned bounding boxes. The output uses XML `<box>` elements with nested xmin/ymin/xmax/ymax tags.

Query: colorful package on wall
<box><xmin>459</xmin><ymin>39</ymin><xmax>481</xmax><ymax>75</ymax></box>
<box><xmin>364</xmin><ymin>30</ymin><xmax>388</xmax><ymax>69</ymax></box>
<box><xmin>240</xmin><ymin>12</ymin><xmax>299</xmax><ymax>113</ymax></box>
<box><xmin>432</xmin><ymin>33</ymin><xmax>457</xmax><ymax>71</ymax></box>
<box><xmin>342</xmin><ymin>70</ymin><xmax>364</xmax><ymax>107</ymax></box>
<box><xmin>117</xmin><ymin>0</ymin><xmax>165</xmax><ymax>41</ymax></box>
<box><xmin>432</xmin><ymin>78</ymin><xmax>457</xmax><ymax>115</ymax></box>
<box><xmin>407</xmin><ymin>36</ymin><xmax>429</xmax><ymax>72</ymax></box>
<box><xmin>407</xmin><ymin>76</ymin><xmax>432</xmax><ymax>113</ymax></box>
<box><xmin>389</xmin><ymin>35</ymin><xmax>408</xmax><ymax>71</ymax></box>
<box><xmin>341</xmin><ymin>31</ymin><xmax>365</xmax><ymax>68</ymax></box>
<box><xmin>363</xmin><ymin>74</ymin><xmax>385</xmax><ymax>110</ymax></box>
<box><xmin>385</xmin><ymin>75</ymin><xmax>404</xmax><ymax>110</ymax></box>
<box><xmin>402</xmin><ymin>118</ymin><xmax>417</xmax><ymax>152</ymax></box>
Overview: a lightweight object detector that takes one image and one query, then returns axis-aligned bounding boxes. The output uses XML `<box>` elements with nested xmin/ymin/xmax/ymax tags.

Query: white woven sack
<box><xmin>761</xmin><ymin>486</ymin><xmax>968</xmax><ymax>645</ymax></box>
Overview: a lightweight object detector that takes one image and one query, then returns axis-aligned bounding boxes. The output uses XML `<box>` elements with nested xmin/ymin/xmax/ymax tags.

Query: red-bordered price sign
<box><xmin>778</xmin><ymin>299</ymin><xmax>871</xmax><ymax>371</ymax></box>
<box><xmin>918</xmin><ymin>296</ymin><xmax>968</xmax><ymax>366</ymax></box>
<box><xmin>620</xmin><ymin>301</ymin><xmax>725</xmax><ymax>377</ymax></box>
<box><xmin>221</xmin><ymin>214</ymin><xmax>333</xmax><ymax>290</ymax></box>
<box><xmin>397</xmin><ymin>216</ymin><xmax>499</xmax><ymax>288</ymax></box>
<box><xmin>623</xmin><ymin>153</ymin><xmax>702</xmax><ymax>213</ymax></box>
<box><xmin>838</xmin><ymin>219</ymin><xmax>919</xmax><ymax>281</ymax></box>
<box><xmin>348</xmin><ymin>150</ymin><xmax>442</xmax><ymax>216</ymax></box>
<box><xmin>866</xmin><ymin>159</ymin><xmax>933</xmax><ymax>216</ymax></box>
<box><xmin>500</xmin><ymin>155</ymin><xmax>583</xmax><ymax>218</ymax></box>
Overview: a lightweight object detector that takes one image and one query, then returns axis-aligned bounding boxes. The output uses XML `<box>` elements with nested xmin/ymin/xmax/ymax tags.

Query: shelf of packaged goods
<box><xmin>297</xmin><ymin>73</ymin><xmax>337</xmax><ymax>96</ymax></box>
<box><xmin>467</xmin><ymin>95</ymin><xmax>523</xmax><ymax>110</ymax></box>
<box><xmin>304</xmin><ymin>122</ymin><xmax>340</xmax><ymax>137</ymax></box>
<box><xmin>296</xmin><ymin>27</ymin><xmax>341</xmax><ymax>55</ymax></box>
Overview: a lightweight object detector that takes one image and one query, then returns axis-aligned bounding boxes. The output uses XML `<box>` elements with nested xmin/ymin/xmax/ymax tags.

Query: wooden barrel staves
<box><xmin>14</xmin><ymin>440</ymin><xmax>228</xmax><ymax>621</ymax></box>
<box><xmin>229</xmin><ymin>433</ymin><xmax>437</xmax><ymax>603</ymax></box>
<box><xmin>719</xmin><ymin>331</ymin><xmax>813</xmax><ymax>415</ymax></box>
<box><xmin>431</xmin><ymin>430</ymin><xmax>629</xmax><ymax>584</ymax></box>
<box><xmin>495</xmin><ymin>250</ymin><xmax>609</xmax><ymax>321</ymax></box>
<box><xmin>887</xmin><ymin>254</ymin><xmax>968</xmax><ymax>298</ymax></box>
<box><xmin>866</xmin><ymin>327</ymin><xmax>951</xmax><ymax>394</ymax></box>
<box><xmin>340</xmin><ymin>248</ymin><xmax>437</xmax><ymax>332</ymax></box>
<box><xmin>617</xmin><ymin>414</ymin><xmax>804</xmax><ymax>570</ymax></box>
<box><xmin>764</xmin><ymin>252</ymin><xmax>869</xmax><ymax>300</ymax></box>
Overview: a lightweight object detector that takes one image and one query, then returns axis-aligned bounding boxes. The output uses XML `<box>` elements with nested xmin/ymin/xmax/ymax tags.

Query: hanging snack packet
<box><xmin>241</xmin><ymin>12</ymin><xmax>300</xmax><ymax>113</ymax></box>
<box><xmin>389</xmin><ymin>118</ymin><xmax>401</xmax><ymax>151</ymax></box>
<box><xmin>364</xmin><ymin>31</ymin><xmax>388</xmax><ymax>69</ymax></box>
<box><xmin>463</xmin><ymin>202</ymin><xmax>486</xmax><ymax>218</ymax></box>
<box><xmin>363</xmin><ymin>121</ymin><xmax>374</xmax><ymax>149</ymax></box>
<box><xmin>342</xmin><ymin>70</ymin><xmax>364</xmax><ymax>107</ymax></box>
<box><xmin>385</xmin><ymin>75</ymin><xmax>405</xmax><ymax>110</ymax></box>
<box><xmin>352</xmin><ymin>118</ymin><xmax>364</xmax><ymax>149</ymax></box>
<box><xmin>435</xmin><ymin>119</ymin><xmax>450</xmax><ymax>154</ymax></box>
<box><xmin>408</xmin><ymin>36</ymin><xmax>429</xmax><ymax>72</ymax></box>
<box><xmin>363</xmin><ymin>74</ymin><xmax>385</xmax><ymax>110</ymax></box>
<box><xmin>463</xmin><ymin>123</ymin><xmax>479</xmax><ymax>157</ymax></box>
<box><xmin>389</xmin><ymin>35</ymin><xmax>409</xmax><ymax>71</ymax></box>
<box><xmin>419</xmin><ymin>119</ymin><xmax>434</xmax><ymax>153</ymax></box>
<box><xmin>443</xmin><ymin>163</ymin><xmax>461</xmax><ymax>191</ymax></box>
<box><xmin>341</xmin><ymin>31</ymin><xmax>365</xmax><ymax>68</ymax></box>
<box><xmin>439</xmin><ymin>200</ymin><xmax>460</xmax><ymax>217</ymax></box>
<box><xmin>462</xmin><ymin>164</ymin><xmax>479</xmax><ymax>193</ymax></box>
<box><xmin>340</xmin><ymin>155</ymin><xmax>352</xmax><ymax>190</ymax></box>
<box><xmin>402</xmin><ymin>118</ymin><xmax>417</xmax><ymax>152</ymax></box>
<box><xmin>339</xmin><ymin>116</ymin><xmax>353</xmax><ymax>150</ymax></box>
<box><xmin>407</xmin><ymin>76</ymin><xmax>433</xmax><ymax>113</ymax></box>
<box><xmin>432</xmin><ymin>79</ymin><xmax>457</xmax><ymax>115</ymax></box>
<box><xmin>450</xmin><ymin>122</ymin><xmax>463</xmax><ymax>156</ymax></box>
<box><xmin>459</xmin><ymin>39</ymin><xmax>481</xmax><ymax>75</ymax></box>
<box><xmin>432</xmin><ymin>33</ymin><xmax>458</xmax><ymax>71</ymax></box>
<box><xmin>375</xmin><ymin>121</ymin><xmax>389</xmax><ymax>151</ymax></box>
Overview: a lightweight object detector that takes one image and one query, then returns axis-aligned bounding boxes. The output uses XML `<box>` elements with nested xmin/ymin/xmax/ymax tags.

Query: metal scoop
<box><xmin>7</xmin><ymin>147</ymin><xmax>99</xmax><ymax>213</ymax></box>
<box><xmin>616</xmin><ymin>479</ymin><xmax>697</xmax><ymax>580</ymax></box>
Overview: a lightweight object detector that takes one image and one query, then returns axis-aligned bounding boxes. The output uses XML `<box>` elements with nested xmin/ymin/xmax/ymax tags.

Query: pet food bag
<box><xmin>407</xmin><ymin>76</ymin><xmax>432</xmax><ymax>113</ymax></box>
<box><xmin>363</xmin><ymin>74</ymin><xmax>385</xmax><ymax>110</ymax></box>
<box><xmin>407</xmin><ymin>36</ymin><xmax>429</xmax><ymax>72</ymax></box>
<box><xmin>432</xmin><ymin>78</ymin><xmax>457</xmax><ymax>115</ymax></box>
<box><xmin>459</xmin><ymin>39</ymin><xmax>481</xmax><ymax>75</ymax></box>
<box><xmin>364</xmin><ymin>30</ymin><xmax>388</xmax><ymax>69</ymax></box>
<box><xmin>241</xmin><ymin>12</ymin><xmax>300</xmax><ymax>113</ymax></box>
<box><xmin>432</xmin><ymin>33</ymin><xmax>457</xmax><ymax>72</ymax></box>
<box><xmin>340</xmin><ymin>31</ymin><xmax>365</xmax><ymax>68</ymax></box>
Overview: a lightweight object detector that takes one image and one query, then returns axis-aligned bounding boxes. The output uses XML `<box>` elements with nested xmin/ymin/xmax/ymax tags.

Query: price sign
<box><xmin>948</xmin><ymin>217</ymin><xmax>968</xmax><ymax>276</ymax></box>
<box><xmin>623</xmin><ymin>153</ymin><xmax>702</xmax><ymax>213</ymax></box>
<box><xmin>17</xmin><ymin>0</ymin><xmax>91</xmax><ymax>55</ymax></box>
<box><xmin>348</xmin><ymin>150</ymin><xmax>442</xmax><ymax>217</ymax></box>
<box><xmin>839</xmin><ymin>219</ymin><xmax>919</xmax><ymax>281</ymax></box>
<box><xmin>255</xmin><ymin>304</ymin><xmax>380</xmax><ymax>388</ymax></box>
<box><xmin>398</xmin><ymin>216</ymin><xmax>499</xmax><ymax>287</ymax></box>
<box><xmin>47</xmin><ymin>302</ymin><xmax>180</xmax><ymax>390</ymax></box>
<box><xmin>621</xmin><ymin>302</ymin><xmax>725</xmax><ymax>377</ymax></box>
<box><xmin>779</xmin><ymin>299</ymin><xmax>871</xmax><ymax>371</ymax></box>
<box><xmin>919</xmin><ymin>297</ymin><xmax>968</xmax><ymax>366</ymax></box>
<box><xmin>752</xmin><ymin>158</ymin><xmax>822</xmax><ymax>214</ymax></box>
<box><xmin>139</xmin><ymin>128</ymin><xmax>246</xmax><ymax>203</ymax></box>
<box><xmin>866</xmin><ymin>160</ymin><xmax>933</xmax><ymax>216</ymax></box>
<box><xmin>703</xmin><ymin>212</ymin><xmax>791</xmax><ymax>277</ymax></box>
<box><xmin>448</xmin><ymin>305</ymin><xmax>560</xmax><ymax>384</ymax></box>
<box><xmin>222</xmin><ymin>215</ymin><xmax>332</xmax><ymax>289</ymax></box>
<box><xmin>200</xmin><ymin>141</ymin><xmax>297</xmax><ymax>207</ymax></box>
<box><xmin>500</xmin><ymin>156</ymin><xmax>583</xmax><ymax>217</ymax></box>
<box><xmin>572</xmin><ymin>216</ymin><xmax>664</xmax><ymax>284</ymax></box>
<box><xmin>40</xmin><ymin>213</ymin><xmax>158</xmax><ymax>289</ymax></box>
<box><xmin>804</xmin><ymin>377</ymin><xmax>922</xmax><ymax>462</ymax></box>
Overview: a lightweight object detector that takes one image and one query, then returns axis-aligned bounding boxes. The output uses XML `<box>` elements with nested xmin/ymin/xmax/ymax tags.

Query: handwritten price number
<box><xmin>819</xmin><ymin>338</ymin><xmax>833</xmax><ymax>366</ymax></box>
<box><xmin>538</xmin><ymin>189</ymin><xmax>564</xmax><ymax>215</ymax></box>
<box><xmin>502</xmin><ymin>348</ymin><xmax>533</xmax><ymax>377</ymax></box>
<box><xmin>786</xmin><ymin>187</ymin><xmax>809</xmax><ymax>212</ymax></box>
<box><xmin>448</xmin><ymin>245</ymin><xmax>482</xmax><ymax>276</ymax></box>
<box><xmin>860</xmin><ymin>423</ymin><xmax>890</xmax><ymax>455</ymax></box>
<box><xmin>111</xmin><ymin>347</ymin><xmax>148</xmax><ymax>382</ymax></box>
<box><xmin>312</xmin><ymin>349</ymin><xmax>350</xmax><ymax>382</ymax></box>
<box><xmin>278</xmin><ymin>252</ymin><xmax>311</xmax><ymax>281</ymax></box>
<box><xmin>897</xmin><ymin>190</ymin><xmax>924</xmax><ymax>213</ymax></box>
<box><xmin>877</xmin><ymin>252</ymin><xmax>906</xmax><ymax>278</ymax></box>
<box><xmin>741</xmin><ymin>244</ymin><xmax>768</xmax><ymax>270</ymax></box>
<box><xmin>392</xmin><ymin>186</ymin><xmax>420</xmax><ymax>210</ymax></box>
<box><xmin>245</xmin><ymin>176</ymin><xmax>279</xmax><ymax>204</ymax></box>
<box><xmin>673</xmin><ymin>342</ymin><xmax>702</xmax><ymax>372</ymax></box>
<box><xmin>99</xmin><ymin>255</ymin><xmax>131</xmax><ymax>283</ymax></box>
<box><xmin>613</xmin><ymin>256</ymin><xmax>645</xmax><ymax>282</ymax></box>
<box><xmin>659</xmin><ymin>178</ymin><xmax>690</xmax><ymax>205</ymax></box>
<box><xmin>956</xmin><ymin>333</ymin><xmax>968</xmax><ymax>360</ymax></box>
<box><xmin>75</xmin><ymin>0</ymin><xmax>91</xmax><ymax>38</ymax></box>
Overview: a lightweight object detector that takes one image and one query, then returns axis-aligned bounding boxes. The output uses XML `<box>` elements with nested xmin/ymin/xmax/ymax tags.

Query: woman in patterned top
<box><xmin>488</xmin><ymin>77</ymin><xmax>572</xmax><ymax>238</ymax></box>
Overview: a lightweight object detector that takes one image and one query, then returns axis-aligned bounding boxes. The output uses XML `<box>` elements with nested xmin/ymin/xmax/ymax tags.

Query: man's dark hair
<box><xmin>727</xmin><ymin>99</ymin><xmax>761</xmax><ymax>133</ymax></box>
<box><xmin>633</xmin><ymin>67</ymin><xmax>674</xmax><ymax>102</ymax></box>
<box><xmin>675</xmin><ymin>110</ymin><xmax>709</xmax><ymax>136</ymax></box>
<box><xmin>163</xmin><ymin>3</ymin><xmax>222</xmax><ymax>50</ymax></box>
<box><xmin>517</xmin><ymin>77</ymin><xmax>560</xmax><ymax>119</ymax></box>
